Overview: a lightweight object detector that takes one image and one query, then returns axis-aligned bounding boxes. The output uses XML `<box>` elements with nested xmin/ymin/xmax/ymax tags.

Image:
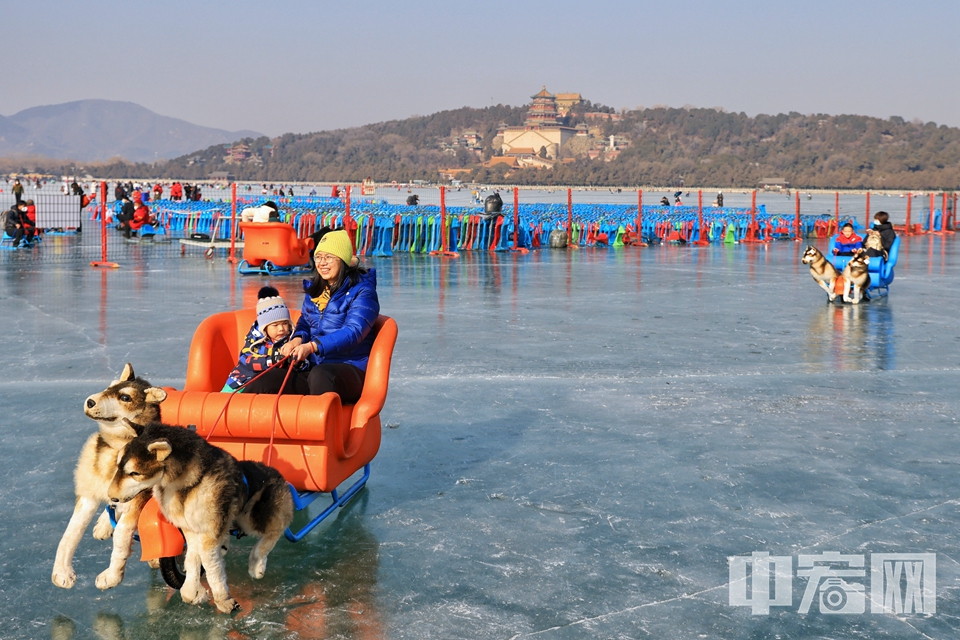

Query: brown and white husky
<box><xmin>52</xmin><ymin>364</ymin><xmax>166</xmax><ymax>590</ymax></box>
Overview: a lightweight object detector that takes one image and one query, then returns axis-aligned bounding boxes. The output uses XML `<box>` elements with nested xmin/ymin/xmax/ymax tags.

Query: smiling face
<box><xmin>314</xmin><ymin>251</ymin><xmax>343</xmax><ymax>283</ymax></box>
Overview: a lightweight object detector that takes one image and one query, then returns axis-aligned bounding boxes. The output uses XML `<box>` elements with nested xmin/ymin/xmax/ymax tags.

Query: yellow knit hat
<box><xmin>314</xmin><ymin>230</ymin><xmax>358</xmax><ymax>266</ymax></box>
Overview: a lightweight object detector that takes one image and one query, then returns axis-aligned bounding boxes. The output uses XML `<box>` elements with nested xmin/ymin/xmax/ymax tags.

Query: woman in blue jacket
<box><xmin>246</xmin><ymin>230</ymin><xmax>379</xmax><ymax>403</ymax></box>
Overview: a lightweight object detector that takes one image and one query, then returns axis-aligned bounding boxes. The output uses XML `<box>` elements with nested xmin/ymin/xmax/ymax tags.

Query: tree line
<box><xmin>15</xmin><ymin>104</ymin><xmax>960</xmax><ymax>189</ymax></box>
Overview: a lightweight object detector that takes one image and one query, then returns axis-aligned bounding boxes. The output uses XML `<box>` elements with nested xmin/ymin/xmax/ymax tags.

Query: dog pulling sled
<box><xmin>827</xmin><ymin>235</ymin><xmax>901</xmax><ymax>301</ymax></box>
<box><xmin>118</xmin><ymin>308</ymin><xmax>397</xmax><ymax>589</ymax></box>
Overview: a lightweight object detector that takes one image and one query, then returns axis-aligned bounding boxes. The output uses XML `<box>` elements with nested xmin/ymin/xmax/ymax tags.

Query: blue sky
<box><xmin>7</xmin><ymin>0</ymin><xmax>959</xmax><ymax>136</ymax></box>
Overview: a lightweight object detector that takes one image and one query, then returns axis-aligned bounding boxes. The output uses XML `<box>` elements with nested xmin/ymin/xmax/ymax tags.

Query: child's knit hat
<box><xmin>256</xmin><ymin>286</ymin><xmax>290</xmax><ymax>328</ymax></box>
<box><xmin>314</xmin><ymin>229</ymin><xmax>358</xmax><ymax>267</ymax></box>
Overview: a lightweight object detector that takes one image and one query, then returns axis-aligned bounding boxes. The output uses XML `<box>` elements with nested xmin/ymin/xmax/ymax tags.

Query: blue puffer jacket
<box><xmin>293</xmin><ymin>269</ymin><xmax>380</xmax><ymax>371</ymax></box>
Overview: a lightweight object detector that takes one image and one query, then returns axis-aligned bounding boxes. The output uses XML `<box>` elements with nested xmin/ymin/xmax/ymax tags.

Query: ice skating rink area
<box><xmin>2</xmin><ymin>236</ymin><xmax>959</xmax><ymax>639</ymax></box>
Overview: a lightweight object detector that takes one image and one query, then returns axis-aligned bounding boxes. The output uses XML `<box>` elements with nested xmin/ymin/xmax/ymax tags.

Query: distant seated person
<box><xmin>116</xmin><ymin>195</ymin><xmax>135</xmax><ymax>227</ymax></box>
<box><xmin>660</xmin><ymin>196</ymin><xmax>670</xmax><ymax>206</ymax></box>
<box><xmin>832</xmin><ymin>222</ymin><xmax>862</xmax><ymax>255</ymax></box>
<box><xmin>222</xmin><ymin>286</ymin><xmax>298</xmax><ymax>392</ymax></box>
<box><xmin>118</xmin><ymin>199</ymin><xmax>153</xmax><ymax>238</ymax></box>
<box><xmin>240</xmin><ymin>200</ymin><xmax>281</xmax><ymax>223</ymax></box>
<box><xmin>24</xmin><ymin>199</ymin><xmax>37</xmax><ymax>234</ymax></box>
<box><xmin>865</xmin><ymin>211</ymin><xmax>896</xmax><ymax>259</ymax></box>
<box><xmin>4</xmin><ymin>201</ymin><xmax>35</xmax><ymax>247</ymax></box>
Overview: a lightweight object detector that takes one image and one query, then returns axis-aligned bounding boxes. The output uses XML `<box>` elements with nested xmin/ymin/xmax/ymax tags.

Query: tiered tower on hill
<box><xmin>498</xmin><ymin>87</ymin><xmax>578</xmax><ymax>161</ymax></box>
<box><xmin>525</xmin><ymin>87</ymin><xmax>560</xmax><ymax>127</ymax></box>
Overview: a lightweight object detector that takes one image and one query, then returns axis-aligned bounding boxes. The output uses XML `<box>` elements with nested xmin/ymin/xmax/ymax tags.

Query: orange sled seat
<box><xmin>160</xmin><ymin>309</ymin><xmax>398</xmax><ymax>493</ymax></box>
<box><xmin>238</xmin><ymin>221</ymin><xmax>314</xmax><ymax>274</ymax></box>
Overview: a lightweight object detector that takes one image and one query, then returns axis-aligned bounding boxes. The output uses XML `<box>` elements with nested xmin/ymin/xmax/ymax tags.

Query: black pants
<box><xmin>244</xmin><ymin>363</ymin><xmax>366</xmax><ymax>404</ymax></box>
<box><xmin>6</xmin><ymin>225</ymin><xmax>32</xmax><ymax>245</ymax></box>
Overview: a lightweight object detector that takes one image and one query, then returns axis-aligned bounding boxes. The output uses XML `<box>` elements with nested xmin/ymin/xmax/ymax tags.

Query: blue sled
<box><xmin>284</xmin><ymin>464</ymin><xmax>370</xmax><ymax>542</ymax></box>
<box><xmin>827</xmin><ymin>235</ymin><xmax>900</xmax><ymax>300</ymax></box>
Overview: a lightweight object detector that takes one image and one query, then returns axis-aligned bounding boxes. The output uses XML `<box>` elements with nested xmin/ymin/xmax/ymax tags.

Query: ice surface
<box><xmin>1</xmin><ymin>236</ymin><xmax>959</xmax><ymax>638</ymax></box>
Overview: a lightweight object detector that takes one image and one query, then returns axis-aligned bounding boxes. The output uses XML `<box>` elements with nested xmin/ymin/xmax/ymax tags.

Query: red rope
<box><xmin>266</xmin><ymin>363</ymin><xmax>297</xmax><ymax>467</ymax></box>
<box><xmin>206</xmin><ymin>348</ymin><xmax>307</xmax><ymax>468</ymax></box>
<box><xmin>205</xmin><ymin>356</ymin><xmax>290</xmax><ymax>442</ymax></box>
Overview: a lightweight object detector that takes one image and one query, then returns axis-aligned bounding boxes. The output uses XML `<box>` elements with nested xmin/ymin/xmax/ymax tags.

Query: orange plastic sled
<box><xmin>160</xmin><ymin>309</ymin><xmax>397</xmax><ymax>492</ymax></box>
<box><xmin>138</xmin><ymin>309</ymin><xmax>397</xmax><ymax>561</ymax></box>
<box><xmin>238</xmin><ymin>221</ymin><xmax>315</xmax><ymax>274</ymax></box>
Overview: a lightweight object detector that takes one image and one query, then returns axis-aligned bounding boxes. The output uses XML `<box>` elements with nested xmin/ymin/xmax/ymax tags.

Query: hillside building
<box><xmin>499</xmin><ymin>87</ymin><xmax>578</xmax><ymax>160</ymax></box>
<box><xmin>555</xmin><ymin>93</ymin><xmax>583</xmax><ymax>116</ymax></box>
<box><xmin>759</xmin><ymin>177</ymin><xmax>790</xmax><ymax>191</ymax></box>
<box><xmin>224</xmin><ymin>143</ymin><xmax>251</xmax><ymax>164</ymax></box>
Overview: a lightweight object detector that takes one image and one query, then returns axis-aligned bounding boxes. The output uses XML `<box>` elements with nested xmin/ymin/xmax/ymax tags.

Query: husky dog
<box><xmin>841</xmin><ymin>250</ymin><xmax>872</xmax><ymax>304</ymax></box>
<box><xmin>864</xmin><ymin>228</ymin><xmax>886</xmax><ymax>259</ymax></box>
<box><xmin>108</xmin><ymin>423</ymin><xmax>294</xmax><ymax>613</ymax></box>
<box><xmin>52</xmin><ymin>364</ymin><xmax>166</xmax><ymax>590</ymax></box>
<box><xmin>801</xmin><ymin>245</ymin><xmax>841</xmax><ymax>301</ymax></box>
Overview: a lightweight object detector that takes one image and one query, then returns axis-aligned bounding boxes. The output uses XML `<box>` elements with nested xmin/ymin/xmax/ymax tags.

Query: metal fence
<box><xmin>2</xmin><ymin>181</ymin><xmax>955</xmax><ymax>268</ymax></box>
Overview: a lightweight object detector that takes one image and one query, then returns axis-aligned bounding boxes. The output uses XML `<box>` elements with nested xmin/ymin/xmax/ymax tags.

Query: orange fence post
<box><xmin>513</xmin><ymin>187</ymin><xmax>519</xmax><ymax>251</ymax></box>
<box><xmin>90</xmin><ymin>181</ymin><xmax>119</xmax><ymax>269</ymax></box>
<box><xmin>950</xmin><ymin>191</ymin><xmax>957</xmax><ymax>229</ymax></box>
<box><xmin>510</xmin><ymin>186</ymin><xmax>528</xmax><ymax>253</ymax></box>
<box><xmin>636</xmin><ymin>189</ymin><xmax>643</xmax><ymax>245</ymax></box>
<box><xmin>835</xmin><ymin>191</ymin><xmax>839</xmax><ymax>227</ymax></box>
<box><xmin>345</xmin><ymin>184</ymin><xmax>352</xmax><ymax>239</ymax></box>
<box><xmin>794</xmin><ymin>190</ymin><xmax>801</xmax><ymax>240</ymax></box>
<box><xmin>943</xmin><ymin>192</ymin><xmax>953</xmax><ymax>233</ymax></box>
<box><xmin>742</xmin><ymin>189</ymin><xmax>760</xmax><ymax>242</ymax></box>
<box><xmin>698</xmin><ymin>189</ymin><xmax>703</xmax><ymax>228</ymax></box>
<box><xmin>865</xmin><ymin>191</ymin><xmax>871</xmax><ymax>229</ymax></box>
<box><xmin>429</xmin><ymin>185</ymin><xmax>458</xmax><ymax>257</ymax></box>
<box><xmin>441</xmin><ymin>185</ymin><xmax>447</xmax><ymax>251</ymax></box>
<box><xmin>905</xmin><ymin>193</ymin><xmax>912</xmax><ymax>234</ymax></box>
<box><xmin>693</xmin><ymin>189</ymin><xmax>708</xmax><ymax>245</ymax></box>
<box><xmin>930</xmin><ymin>192</ymin><xmax>935</xmax><ymax>233</ymax></box>
<box><xmin>227</xmin><ymin>182</ymin><xmax>238</xmax><ymax>264</ymax></box>
<box><xmin>567</xmin><ymin>188</ymin><xmax>574</xmax><ymax>247</ymax></box>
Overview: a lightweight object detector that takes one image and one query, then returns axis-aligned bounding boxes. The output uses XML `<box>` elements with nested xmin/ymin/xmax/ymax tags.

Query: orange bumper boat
<box><xmin>135</xmin><ymin>308</ymin><xmax>397</xmax><ymax>580</ymax></box>
<box><xmin>237</xmin><ymin>221</ymin><xmax>315</xmax><ymax>275</ymax></box>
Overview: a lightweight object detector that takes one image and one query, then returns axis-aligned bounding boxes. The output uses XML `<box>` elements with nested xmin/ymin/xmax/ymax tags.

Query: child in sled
<box><xmin>832</xmin><ymin>222</ymin><xmax>863</xmax><ymax>256</ymax></box>
<box><xmin>222</xmin><ymin>286</ymin><xmax>297</xmax><ymax>392</ymax></box>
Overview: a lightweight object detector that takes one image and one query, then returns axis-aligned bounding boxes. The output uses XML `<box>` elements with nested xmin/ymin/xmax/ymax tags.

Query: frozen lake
<box><xmin>1</xmin><ymin>235</ymin><xmax>959</xmax><ymax>638</ymax></box>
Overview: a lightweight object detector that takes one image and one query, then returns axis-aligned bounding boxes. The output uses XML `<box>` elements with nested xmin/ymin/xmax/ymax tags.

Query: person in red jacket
<box><xmin>118</xmin><ymin>200</ymin><xmax>153</xmax><ymax>238</ymax></box>
<box><xmin>153</xmin><ymin>183</ymin><xmax>163</xmax><ymax>201</ymax></box>
<box><xmin>832</xmin><ymin>222</ymin><xmax>863</xmax><ymax>256</ymax></box>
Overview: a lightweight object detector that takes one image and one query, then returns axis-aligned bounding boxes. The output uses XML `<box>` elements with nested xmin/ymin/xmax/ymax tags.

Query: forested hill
<box><xmin>65</xmin><ymin>104</ymin><xmax>960</xmax><ymax>189</ymax></box>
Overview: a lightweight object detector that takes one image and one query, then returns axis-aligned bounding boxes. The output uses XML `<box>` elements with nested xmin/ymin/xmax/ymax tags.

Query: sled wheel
<box><xmin>159</xmin><ymin>554</ymin><xmax>187</xmax><ymax>589</ymax></box>
<box><xmin>204</xmin><ymin>247</ymin><xmax>214</xmax><ymax>259</ymax></box>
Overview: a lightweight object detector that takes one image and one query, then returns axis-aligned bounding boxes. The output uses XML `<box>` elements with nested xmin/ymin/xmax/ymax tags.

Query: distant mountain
<box><xmin>8</xmin><ymin>100</ymin><xmax>960</xmax><ymax>190</ymax></box>
<box><xmin>0</xmin><ymin>100</ymin><xmax>261</xmax><ymax>162</ymax></box>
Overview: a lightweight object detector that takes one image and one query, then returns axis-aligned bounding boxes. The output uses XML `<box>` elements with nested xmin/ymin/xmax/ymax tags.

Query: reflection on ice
<box><xmin>48</xmin><ymin>493</ymin><xmax>381</xmax><ymax>639</ymax></box>
<box><xmin>804</xmin><ymin>300</ymin><xmax>895</xmax><ymax>371</ymax></box>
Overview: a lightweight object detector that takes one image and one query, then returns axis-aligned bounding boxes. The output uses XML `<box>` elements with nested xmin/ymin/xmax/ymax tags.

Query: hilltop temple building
<box><xmin>498</xmin><ymin>87</ymin><xmax>578</xmax><ymax>160</ymax></box>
